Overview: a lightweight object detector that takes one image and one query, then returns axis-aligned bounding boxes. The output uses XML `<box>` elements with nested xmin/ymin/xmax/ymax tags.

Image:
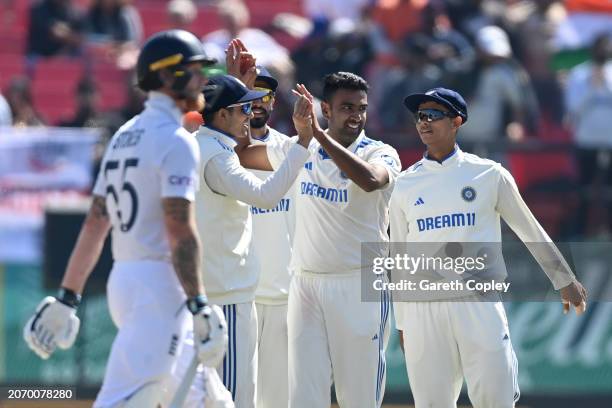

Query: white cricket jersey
<box><xmin>251</xmin><ymin>128</ymin><xmax>295</xmax><ymax>304</ymax></box>
<box><xmin>267</xmin><ymin>131</ymin><xmax>401</xmax><ymax>274</ymax></box>
<box><xmin>389</xmin><ymin>146</ymin><xmax>575</xmax><ymax>290</ymax></box>
<box><xmin>92</xmin><ymin>92</ymin><xmax>199</xmax><ymax>263</ymax></box>
<box><xmin>194</xmin><ymin>126</ymin><xmax>309</xmax><ymax>305</ymax></box>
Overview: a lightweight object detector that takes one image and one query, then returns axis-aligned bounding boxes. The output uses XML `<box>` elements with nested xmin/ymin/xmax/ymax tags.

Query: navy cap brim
<box><xmin>236</xmin><ymin>88</ymin><xmax>270</xmax><ymax>104</ymax></box>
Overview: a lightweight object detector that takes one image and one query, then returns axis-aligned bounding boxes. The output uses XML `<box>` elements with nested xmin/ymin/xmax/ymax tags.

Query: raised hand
<box><xmin>225</xmin><ymin>39</ymin><xmax>257</xmax><ymax>89</ymax></box>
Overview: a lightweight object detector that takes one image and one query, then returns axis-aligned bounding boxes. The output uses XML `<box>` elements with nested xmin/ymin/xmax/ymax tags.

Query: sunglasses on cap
<box><xmin>253</xmin><ymin>87</ymin><xmax>274</xmax><ymax>103</ymax></box>
<box><xmin>415</xmin><ymin>108</ymin><xmax>455</xmax><ymax>123</ymax></box>
<box><xmin>227</xmin><ymin>102</ymin><xmax>253</xmax><ymax>115</ymax></box>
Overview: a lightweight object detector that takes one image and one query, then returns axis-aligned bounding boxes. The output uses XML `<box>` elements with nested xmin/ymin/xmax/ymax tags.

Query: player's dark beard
<box><xmin>250</xmin><ymin>111</ymin><xmax>270</xmax><ymax>129</ymax></box>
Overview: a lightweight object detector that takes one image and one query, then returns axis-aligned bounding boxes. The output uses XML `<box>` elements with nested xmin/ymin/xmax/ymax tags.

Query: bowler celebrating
<box><xmin>237</xmin><ymin>72</ymin><xmax>401</xmax><ymax>408</ymax></box>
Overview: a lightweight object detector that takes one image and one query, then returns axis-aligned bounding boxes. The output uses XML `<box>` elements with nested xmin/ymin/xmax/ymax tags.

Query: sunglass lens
<box><xmin>242</xmin><ymin>103</ymin><xmax>252</xmax><ymax>115</ymax></box>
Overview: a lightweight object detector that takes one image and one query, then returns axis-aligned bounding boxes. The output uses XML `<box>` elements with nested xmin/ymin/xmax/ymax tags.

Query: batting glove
<box><xmin>188</xmin><ymin>296</ymin><xmax>228</xmax><ymax>368</ymax></box>
<box><xmin>23</xmin><ymin>289</ymin><xmax>81</xmax><ymax>359</ymax></box>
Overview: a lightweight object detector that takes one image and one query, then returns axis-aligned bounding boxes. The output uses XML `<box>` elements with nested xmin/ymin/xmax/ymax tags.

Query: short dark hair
<box><xmin>322</xmin><ymin>72</ymin><xmax>369</xmax><ymax>102</ymax></box>
<box><xmin>202</xmin><ymin>110</ymin><xmax>217</xmax><ymax>125</ymax></box>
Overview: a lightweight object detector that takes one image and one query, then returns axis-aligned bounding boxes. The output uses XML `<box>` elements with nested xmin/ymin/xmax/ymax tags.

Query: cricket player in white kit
<box><xmin>237</xmin><ymin>73</ymin><xmax>401</xmax><ymax>408</ymax></box>
<box><xmin>194</xmin><ymin>72</ymin><xmax>314</xmax><ymax>408</ymax></box>
<box><xmin>247</xmin><ymin>66</ymin><xmax>294</xmax><ymax>408</ymax></box>
<box><xmin>390</xmin><ymin>87</ymin><xmax>588</xmax><ymax>408</ymax></box>
<box><xmin>23</xmin><ymin>30</ymin><xmax>231</xmax><ymax>407</ymax></box>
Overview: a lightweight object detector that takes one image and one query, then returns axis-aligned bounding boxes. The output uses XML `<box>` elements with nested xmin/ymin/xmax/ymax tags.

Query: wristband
<box><xmin>57</xmin><ymin>287</ymin><xmax>81</xmax><ymax>308</ymax></box>
<box><xmin>186</xmin><ymin>295</ymin><xmax>208</xmax><ymax>314</ymax></box>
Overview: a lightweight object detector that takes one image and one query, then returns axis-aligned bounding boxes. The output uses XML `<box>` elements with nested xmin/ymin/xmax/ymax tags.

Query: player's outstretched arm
<box><xmin>297</xmin><ymin>84</ymin><xmax>391</xmax><ymax>192</ymax></box>
<box><xmin>60</xmin><ymin>195</ymin><xmax>112</xmax><ymax>293</ymax></box>
<box><xmin>23</xmin><ymin>195</ymin><xmax>111</xmax><ymax>359</ymax></box>
<box><xmin>495</xmin><ymin>166</ymin><xmax>587</xmax><ymax>314</ymax></box>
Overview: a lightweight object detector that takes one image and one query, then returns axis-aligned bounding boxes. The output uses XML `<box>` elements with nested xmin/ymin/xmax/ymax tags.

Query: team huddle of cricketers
<box><xmin>22</xmin><ymin>29</ymin><xmax>588</xmax><ymax>408</ymax></box>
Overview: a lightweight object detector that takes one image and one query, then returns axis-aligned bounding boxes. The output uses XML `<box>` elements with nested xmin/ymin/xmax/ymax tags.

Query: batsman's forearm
<box><xmin>170</xmin><ymin>232</ymin><xmax>205</xmax><ymax>298</ymax></box>
<box><xmin>61</xmin><ymin>197</ymin><xmax>111</xmax><ymax>294</ymax></box>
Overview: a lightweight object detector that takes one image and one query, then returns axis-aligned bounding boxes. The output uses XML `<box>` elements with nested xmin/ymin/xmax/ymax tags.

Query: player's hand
<box><xmin>292</xmin><ymin>84</ymin><xmax>313</xmax><ymax>128</ymax></box>
<box><xmin>23</xmin><ymin>296</ymin><xmax>80</xmax><ymax>359</ymax></box>
<box><xmin>294</xmin><ymin>83</ymin><xmax>327</xmax><ymax>141</ymax></box>
<box><xmin>193</xmin><ymin>304</ymin><xmax>228</xmax><ymax>368</ymax></box>
<box><xmin>225</xmin><ymin>39</ymin><xmax>257</xmax><ymax>89</ymax></box>
<box><xmin>560</xmin><ymin>281</ymin><xmax>588</xmax><ymax>315</ymax></box>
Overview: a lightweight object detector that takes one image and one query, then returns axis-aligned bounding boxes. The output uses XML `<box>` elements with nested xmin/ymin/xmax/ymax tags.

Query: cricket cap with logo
<box><xmin>403</xmin><ymin>87</ymin><xmax>468</xmax><ymax>124</ymax></box>
<box><xmin>202</xmin><ymin>75</ymin><xmax>269</xmax><ymax>113</ymax></box>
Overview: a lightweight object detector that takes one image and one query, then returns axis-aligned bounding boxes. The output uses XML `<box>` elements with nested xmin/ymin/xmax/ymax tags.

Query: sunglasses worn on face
<box><xmin>416</xmin><ymin>109</ymin><xmax>455</xmax><ymax>123</ymax></box>
<box><xmin>254</xmin><ymin>87</ymin><xmax>274</xmax><ymax>103</ymax></box>
<box><xmin>227</xmin><ymin>102</ymin><xmax>253</xmax><ymax>115</ymax></box>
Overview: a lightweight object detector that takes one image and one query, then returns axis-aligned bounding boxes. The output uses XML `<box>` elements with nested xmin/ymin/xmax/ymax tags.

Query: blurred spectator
<box><xmin>376</xmin><ymin>34</ymin><xmax>442</xmax><ymax>134</ymax></box>
<box><xmin>86</xmin><ymin>0</ymin><xmax>142</xmax><ymax>45</ymax></box>
<box><xmin>565</xmin><ymin>33</ymin><xmax>612</xmax><ymax>236</ymax></box>
<box><xmin>418</xmin><ymin>4</ymin><xmax>475</xmax><ymax>87</ymax></box>
<box><xmin>85</xmin><ymin>0</ymin><xmax>142</xmax><ymax>69</ymax></box>
<box><xmin>58</xmin><ymin>78</ymin><xmax>107</xmax><ymax>130</ymax></box>
<box><xmin>167</xmin><ymin>0</ymin><xmax>197</xmax><ymax>30</ymax></box>
<box><xmin>0</xmin><ymin>92</ymin><xmax>12</xmax><ymax>127</ymax></box>
<box><xmin>293</xmin><ymin>18</ymin><xmax>373</xmax><ymax>97</ymax></box>
<box><xmin>5</xmin><ymin>77</ymin><xmax>45</xmax><ymax>127</ymax></box>
<box><xmin>202</xmin><ymin>0</ymin><xmax>290</xmax><ymax>69</ymax></box>
<box><xmin>460</xmin><ymin>25</ymin><xmax>538</xmax><ymax>144</ymax></box>
<box><xmin>26</xmin><ymin>0</ymin><xmax>84</xmax><ymax>58</ymax></box>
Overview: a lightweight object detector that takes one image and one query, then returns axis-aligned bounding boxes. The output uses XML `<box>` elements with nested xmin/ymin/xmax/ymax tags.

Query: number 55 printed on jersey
<box><xmin>104</xmin><ymin>158</ymin><xmax>139</xmax><ymax>232</ymax></box>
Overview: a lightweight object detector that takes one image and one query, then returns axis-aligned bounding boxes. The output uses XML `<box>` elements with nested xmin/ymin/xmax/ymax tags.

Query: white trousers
<box><xmin>217</xmin><ymin>302</ymin><xmax>258</xmax><ymax>408</ymax></box>
<box><xmin>397</xmin><ymin>301</ymin><xmax>519</xmax><ymax>408</ymax></box>
<box><xmin>288</xmin><ymin>272</ymin><xmax>390</xmax><ymax>408</ymax></box>
<box><xmin>255</xmin><ymin>303</ymin><xmax>288</xmax><ymax>408</ymax></box>
<box><xmin>94</xmin><ymin>261</ymin><xmax>208</xmax><ymax>408</ymax></box>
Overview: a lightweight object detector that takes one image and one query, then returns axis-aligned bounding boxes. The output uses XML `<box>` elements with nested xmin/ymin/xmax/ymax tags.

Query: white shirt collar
<box><xmin>145</xmin><ymin>91</ymin><xmax>183</xmax><ymax>124</ymax></box>
<box><xmin>197</xmin><ymin>125</ymin><xmax>238</xmax><ymax>148</ymax></box>
<box><xmin>421</xmin><ymin>145</ymin><xmax>464</xmax><ymax>170</ymax></box>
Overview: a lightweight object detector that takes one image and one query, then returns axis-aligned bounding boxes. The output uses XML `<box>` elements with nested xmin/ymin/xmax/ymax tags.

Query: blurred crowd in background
<box><xmin>1</xmin><ymin>0</ymin><xmax>612</xmax><ymax>240</ymax></box>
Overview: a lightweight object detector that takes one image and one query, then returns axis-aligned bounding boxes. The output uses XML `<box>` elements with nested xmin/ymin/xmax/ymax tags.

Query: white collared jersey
<box><xmin>251</xmin><ymin>128</ymin><xmax>295</xmax><ymax>304</ymax></box>
<box><xmin>389</xmin><ymin>147</ymin><xmax>575</xmax><ymax>290</ymax></box>
<box><xmin>92</xmin><ymin>92</ymin><xmax>200</xmax><ymax>263</ymax></box>
<box><xmin>267</xmin><ymin>132</ymin><xmax>401</xmax><ymax>273</ymax></box>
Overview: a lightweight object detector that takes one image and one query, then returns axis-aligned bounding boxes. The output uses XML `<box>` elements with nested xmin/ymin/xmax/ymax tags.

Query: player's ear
<box><xmin>321</xmin><ymin>101</ymin><xmax>331</xmax><ymax>120</ymax></box>
<box><xmin>451</xmin><ymin>116</ymin><xmax>462</xmax><ymax>130</ymax></box>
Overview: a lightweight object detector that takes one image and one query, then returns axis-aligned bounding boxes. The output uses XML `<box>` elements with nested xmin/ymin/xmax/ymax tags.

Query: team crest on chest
<box><xmin>461</xmin><ymin>186</ymin><xmax>476</xmax><ymax>202</ymax></box>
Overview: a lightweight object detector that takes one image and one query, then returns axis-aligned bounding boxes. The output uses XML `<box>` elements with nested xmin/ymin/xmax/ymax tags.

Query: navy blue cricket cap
<box><xmin>202</xmin><ymin>75</ymin><xmax>269</xmax><ymax>113</ymax></box>
<box><xmin>255</xmin><ymin>66</ymin><xmax>278</xmax><ymax>91</ymax></box>
<box><xmin>404</xmin><ymin>87</ymin><xmax>468</xmax><ymax>123</ymax></box>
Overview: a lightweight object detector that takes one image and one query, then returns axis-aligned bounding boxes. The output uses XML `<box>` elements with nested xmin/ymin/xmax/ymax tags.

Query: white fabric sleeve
<box><xmin>159</xmin><ymin>135</ymin><xmax>200</xmax><ymax>201</ymax></box>
<box><xmin>204</xmin><ymin>143</ymin><xmax>309</xmax><ymax>208</ymax></box>
<box><xmin>266</xmin><ymin>136</ymin><xmax>298</xmax><ymax>170</ymax></box>
<box><xmin>495</xmin><ymin>166</ymin><xmax>575</xmax><ymax>289</ymax></box>
<box><xmin>389</xmin><ymin>188</ymin><xmax>409</xmax><ymax>243</ymax></box>
<box><xmin>366</xmin><ymin>144</ymin><xmax>402</xmax><ymax>187</ymax></box>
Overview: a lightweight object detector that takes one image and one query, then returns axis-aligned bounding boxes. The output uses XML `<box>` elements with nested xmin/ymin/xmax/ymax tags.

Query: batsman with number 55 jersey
<box><xmin>22</xmin><ymin>30</ymin><xmax>231</xmax><ymax>407</ymax></box>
